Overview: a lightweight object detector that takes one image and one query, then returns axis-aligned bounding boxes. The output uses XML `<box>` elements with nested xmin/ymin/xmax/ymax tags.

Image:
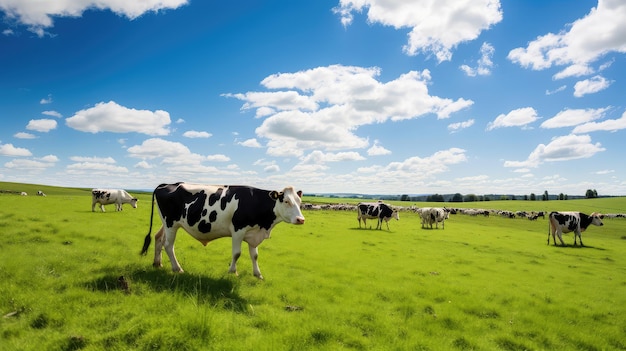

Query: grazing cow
<box><xmin>91</xmin><ymin>189</ymin><xmax>138</xmax><ymax>212</ymax></box>
<box><xmin>420</xmin><ymin>207</ymin><xmax>449</xmax><ymax>229</ymax></box>
<box><xmin>141</xmin><ymin>183</ymin><xmax>305</xmax><ymax>279</ymax></box>
<box><xmin>547</xmin><ymin>211</ymin><xmax>604</xmax><ymax>246</ymax></box>
<box><xmin>20</xmin><ymin>192</ymin><xmax>27</xmax><ymax>196</ymax></box>
<box><xmin>357</xmin><ymin>202</ymin><xmax>399</xmax><ymax>230</ymax></box>
<box><xmin>37</xmin><ymin>191</ymin><xmax>46</xmax><ymax>197</ymax></box>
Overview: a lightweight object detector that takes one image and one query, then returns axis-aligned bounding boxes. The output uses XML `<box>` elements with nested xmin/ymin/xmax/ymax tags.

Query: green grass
<box><xmin>1</xmin><ymin>183</ymin><xmax>625</xmax><ymax>350</ymax></box>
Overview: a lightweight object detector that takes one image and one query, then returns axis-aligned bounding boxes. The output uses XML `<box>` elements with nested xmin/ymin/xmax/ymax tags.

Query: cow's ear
<box><xmin>297</xmin><ymin>190</ymin><xmax>303</xmax><ymax>198</ymax></box>
<box><xmin>269</xmin><ymin>191</ymin><xmax>280</xmax><ymax>200</ymax></box>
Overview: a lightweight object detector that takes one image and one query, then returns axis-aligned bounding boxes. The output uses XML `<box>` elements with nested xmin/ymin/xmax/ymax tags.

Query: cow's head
<box><xmin>270</xmin><ymin>187</ymin><xmax>305</xmax><ymax>225</ymax></box>
<box><xmin>130</xmin><ymin>198</ymin><xmax>138</xmax><ymax>209</ymax></box>
<box><xmin>590</xmin><ymin>212</ymin><xmax>604</xmax><ymax>226</ymax></box>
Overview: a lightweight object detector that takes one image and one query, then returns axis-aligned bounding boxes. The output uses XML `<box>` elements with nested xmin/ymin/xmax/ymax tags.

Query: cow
<box><xmin>91</xmin><ymin>189</ymin><xmax>138</xmax><ymax>212</ymax></box>
<box><xmin>140</xmin><ymin>183</ymin><xmax>305</xmax><ymax>279</ymax></box>
<box><xmin>37</xmin><ymin>191</ymin><xmax>46</xmax><ymax>197</ymax></box>
<box><xmin>420</xmin><ymin>207</ymin><xmax>449</xmax><ymax>229</ymax></box>
<box><xmin>20</xmin><ymin>192</ymin><xmax>27</xmax><ymax>196</ymax></box>
<box><xmin>547</xmin><ymin>211</ymin><xmax>604</xmax><ymax>246</ymax></box>
<box><xmin>356</xmin><ymin>202</ymin><xmax>399</xmax><ymax>230</ymax></box>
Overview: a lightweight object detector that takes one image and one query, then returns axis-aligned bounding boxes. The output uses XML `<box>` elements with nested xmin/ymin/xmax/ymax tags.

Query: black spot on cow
<box><xmin>186</xmin><ymin>191</ymin><xmax>208</xmax><ymax>227</ymax></box>
<box><xmin>208</xmin><ymin>188</ymin><xmax>223</xmax><ymax>207</ymax></box>
<box><xmin>227</xmin><ymin>186</ymin><xmax>277</xmax><ymax>231</ymax></box>
<box><xmin>198</xmin><ymin>220</ymin><xmax>211</xmax><ymax>233</ymax></box>
<box><xmin>209</xmin><ymin>210</ymin><xmax>218</xmax><ymax>222</ymax></box>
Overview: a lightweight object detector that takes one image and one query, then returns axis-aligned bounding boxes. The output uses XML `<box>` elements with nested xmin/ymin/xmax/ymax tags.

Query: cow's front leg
<box><xmin>248</xmin><ymin>244</ymin><xmax>263</xmax><ymax>279</ymax></box>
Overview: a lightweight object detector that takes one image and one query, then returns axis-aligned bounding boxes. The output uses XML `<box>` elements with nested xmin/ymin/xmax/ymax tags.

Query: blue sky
<box><xmin>1</xmin><ymin>0</ymin><xmax>625</xmax><ymax>196</ymax></box>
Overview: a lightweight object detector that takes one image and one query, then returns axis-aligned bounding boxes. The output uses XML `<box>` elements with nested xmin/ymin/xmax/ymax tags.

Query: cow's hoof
<box><xmin>152</xmin><ymin>263</ymin><xmax>162</xmax><ymax>268</ymax></box>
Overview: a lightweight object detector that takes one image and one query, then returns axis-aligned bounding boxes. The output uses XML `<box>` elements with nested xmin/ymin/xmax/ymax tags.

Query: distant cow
<box><xmin>420</xmin><ymin>207</ymin><xmax>450</xmax><ymax>229</ymax></box>
<box><xmin>141</xmin><ymin>183</ymin><xmax>305</xmax><ymax>279</ymax></box>
<box><xmin>357</xmin><ymin>202</ymin><xmax>399</xmax><ymax>230</ymax></box>
<box><xmin>547</xmin><ymin>211</ymin><xmax>604</xmax><ymax>246</ymax></box>
<box><xmin>91</xmin><ymin>189</ymin><xmax>138</xmax><ymax>212</ymax></box>
<box><xmin>20</xmin><ymin>192</ymin><xmax>27</xmax><ymax>196</ymax></box>
<box><xmin>37</xmin><ymin>191</ymin><xmax>46</xmax><ymax>197</ymax></box>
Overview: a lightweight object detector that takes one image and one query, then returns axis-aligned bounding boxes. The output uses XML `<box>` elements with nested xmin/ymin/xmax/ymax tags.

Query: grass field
<box><xmin>1</xmin><ymin>182</ymin><xmax>625</xmax><ymax>350</ymax></box>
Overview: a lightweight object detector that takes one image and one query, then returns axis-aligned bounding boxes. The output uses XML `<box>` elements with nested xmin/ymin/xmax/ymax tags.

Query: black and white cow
<box><xmin>547</xmin><ymin>211</ymin><xmax>604</xmax><ymax>246</ymax></box>
<box><xmin>37</xmin><ymin>190</ymin><xmax>46</xmax><ymax>197</ymax></box>
<box><xmin>141</xmin><ymin>183</ymin><xmax>305</xmax><ymax>279</ymax></box>
<box><xmin>357</xmin><ymin>202</ymin><xmax>399</xmax><ymax>230</ymax></box>
<box><xmin>91</xmin><ymin>189</ymin><xmax>138</xmax><ymax>212</ymax></box>
<box><xmin>419</xmin><ymin>207</ymin><xmax>450</xmax><ymax>229</ymax></box>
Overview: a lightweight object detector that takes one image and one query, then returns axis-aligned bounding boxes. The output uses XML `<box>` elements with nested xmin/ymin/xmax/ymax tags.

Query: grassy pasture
<box><xmin>1</xmin><ymin>184</ymin><xmax>625</xmax><ymax>350</ymax></box>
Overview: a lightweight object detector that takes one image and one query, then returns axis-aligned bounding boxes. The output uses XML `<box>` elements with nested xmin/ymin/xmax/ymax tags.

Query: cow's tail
<box><xmin>546</xmin><ymin>219</ymin><xmax>551</xmax><ymax>245</ymax></box>
<box><xmin>140</xmin><ymin>188</ymin><xmax>157</xmax><ymax>255</ymax></box>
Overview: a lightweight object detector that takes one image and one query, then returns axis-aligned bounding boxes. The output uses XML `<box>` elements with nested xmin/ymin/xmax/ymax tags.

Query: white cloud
<box><xmin>504</xmin><ymin>134</ymin><xmax>605</xmax><ymax>168</ymax></box>
<box><xmin>0</xmin><ymin>0</ymin><xmax>188</xmax><ymax>37</ymax></box>
<box><xmin>206</xmin><ymin>154</ymin><xmax>230</xmax><ymax>162</ymax></box>
<box><xmin>334</xmin><ymin>0</ymin><xmax>502</xmax><ymax>62</ymax></box>
<box><xmin>67</xmin><ymin>162</ymin><xmax>129</xmax><ymax>174</ymax></box>
<box><xmin>367</xmin><ymin>141</ymin><xmax>391</xmax><ymax>156</ymax></box>
<box><xmin>486</xmin><ymin>107</ymin><xmax>539</xmax><ymax>131</ymax></box>
<box><xmin>573</xmin><ymin>75</ymin><xmax>612</xmax><ymax>97</ymax></box>
<box><xmin>460</xmin><ymin>42</ymin><xmax>495</xmax><ymax>76</ymax></box>
<box><xmin>183</xmin><ymin>130</ymin><xmax>212</xmax><ymax>138</ymax></box>
<box><xmin>66</xmin><ymin>101</ymin><xmax>171</xmax><ymax>136</ymax></box>
<box><xmin>228</xmin><ymin>65</ymin><xmax>472</xmax><ymax>156</ymax></box>
<box><xmin>39</xmin><ymin>94</ymin><xmax>52</xmax><ymax>104</ymax></box>
<box><xmin>134</xmin><ymin>161</ymin><xmax>153</xmax><ymax>169</ymax></box>
<box><xmin>300</xmin><ymin>150</ymin><xmax>365</xmax><ymax>164</ymax></box>
<box><xmin>545</xmin><ymin>85</ymin><xmax>567</xmax><ymax>95</ymax></box>
<box><xmin>26</xmin><ymin>118</ymin><xmax>57</xmax><ymax>132</ymax></box>
<box><xmin>70</xmin><ymin>156</ymin><xmax>116</xmax><ymax>164</ymax></box>
<box><xmin>14</xmin><ymin>132</ymin><xmax>36</xmax><ymax>139</ymax></box>
<box><xmin>127</xmin><ymin>138</ymin><xmax>192</xmax><ymax>160</ymax></box>
<box><xmin>508</xmin><ymin>0</ymin><xmax>626</xmax><ymax>70</ymax></box>
<box><xmin>4</xmin><ymin>158</ymin><xmax>55</xmax><ymax>170</ymax></box>
<box><xmin>541</xmin><ymin>107</ymin><xmax>608</xmax><ymax>129</ymax></box>
<box><xmin>239</xmin><ymin>138</ymin><xmax>262</xmax><ymax>148</ymax></box>
<box><xmin>39</xmin><ymin>155</ymin><xmax>59</xmax><ymax>163</ymax></box>
<box><xmin>553</xmin><ymin>64</ymin><xmax>594</xmax><ymax>80</ymax></box>
<box><xmin>448</xmin><ymin>119</ymin><xmax>475</xmax><ymax>133</ymax></box>
<box><xmin>357</xmin><ymin>148</ymin><xmax>467</xmax><ymax>180</ymax></box>
<box><xmin>2</xmin><ymin>28</ymin><xmax>13</xmax><ymax>36</ymax></box>
<box><xmin>264</xmin><ymin>164</ymin><xmax>280</xmax><ymax>173</ymax></box>
<box><xmin>0</xmin><ymin>143</ymin><xmax>32</xmax><ymax>156</ymax></box>
<box><xmin>42</xmin><ymin>110</ymin><xmax>62</xmax><ymax>118</ymax></box>
<box><xmin>572</xmin><ymin>110</ymin><xmax>626</xmax><ymax>133</ymax></box>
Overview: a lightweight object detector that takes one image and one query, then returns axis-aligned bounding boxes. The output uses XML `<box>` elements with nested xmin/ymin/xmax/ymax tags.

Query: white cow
<box><xmin>91</xmin><ymin>189</ymin><xmax>138</xmax><ymax>212</ymax></box>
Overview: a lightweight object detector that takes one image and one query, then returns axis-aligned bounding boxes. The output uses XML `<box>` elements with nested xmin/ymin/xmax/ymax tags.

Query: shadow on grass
<box><xmin>84</xmin><ymin>269</ymin><xmax>248</xmax><ymax>312</ymax></box>
<box><xmin>549</xmin><ymin>244</ymin><xmax>605</xmax><ymax>251</ymax></box>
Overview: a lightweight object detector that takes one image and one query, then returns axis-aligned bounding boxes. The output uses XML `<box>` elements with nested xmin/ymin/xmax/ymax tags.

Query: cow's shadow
<box><xmin>84</xmin><ymin>269</ymin><xmax>248</xmax><ymax>312</ymax></box>
<box><xmin>549</xmin><ymin>244</ymin><xmax>605</xmax><ymax>251</ymax></box>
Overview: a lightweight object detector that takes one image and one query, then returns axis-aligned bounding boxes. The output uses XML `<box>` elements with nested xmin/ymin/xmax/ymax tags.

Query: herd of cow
<box><xmin>84</xmin><ymin>184</ymin><xmax>615</xmax><ymax>279</ymax></box>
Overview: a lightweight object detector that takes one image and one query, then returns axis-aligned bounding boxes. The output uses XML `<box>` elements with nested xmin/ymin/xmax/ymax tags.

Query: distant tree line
<box><xmin>394</xmin><ymin>189</ymin><xmax>600</xmax><ymax>202</ymax></box>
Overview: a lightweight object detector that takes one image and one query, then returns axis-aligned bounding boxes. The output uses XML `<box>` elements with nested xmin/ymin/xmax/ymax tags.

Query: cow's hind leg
<box><xmin>161</xmin><ymin>227</ymin><xmax>183</xmax><ymax>272</ymax></box>
<box><xmin>152</xmin><ymin>226</ymin><xmax>165</xmax><ymax>268</ymax></box>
